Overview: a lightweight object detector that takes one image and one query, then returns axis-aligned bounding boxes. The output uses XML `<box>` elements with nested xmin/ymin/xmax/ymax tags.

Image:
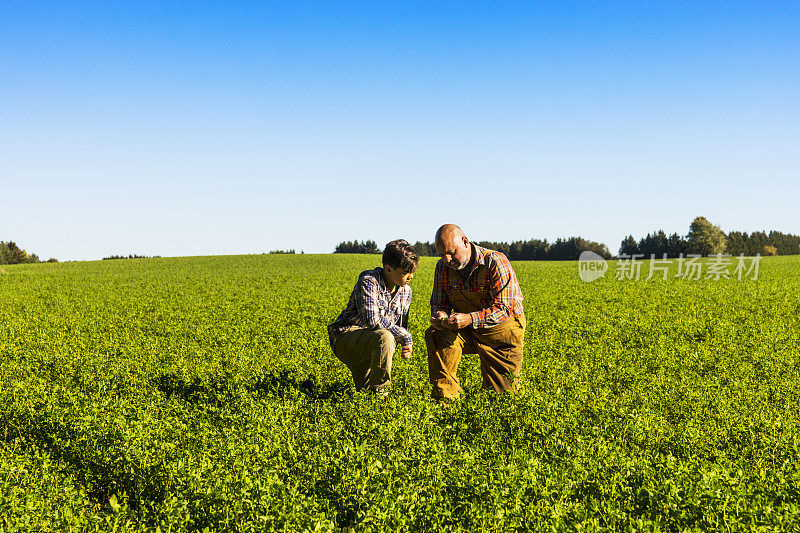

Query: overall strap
<box><xmin>479</xmin><ymin>249</ymin><xmax>493</xmax><ymax>290</ymax></box>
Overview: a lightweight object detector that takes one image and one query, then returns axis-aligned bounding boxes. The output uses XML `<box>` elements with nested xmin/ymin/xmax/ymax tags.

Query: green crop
<box><xmin>1</xmin><ymin>254</ymin><xmax>799</xmax><ymax>531</ymax></box>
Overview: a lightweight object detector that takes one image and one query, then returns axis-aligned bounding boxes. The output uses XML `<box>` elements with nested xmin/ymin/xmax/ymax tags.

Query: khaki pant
<box><xmin>425</xmin><ymin>315</ymin><xmax>526</xmax><ymax>400</ymax></box>
<box><xmin>333</xmin><ymin>327</ymin><xmax>396</xmax><ymax>392</ymax></box>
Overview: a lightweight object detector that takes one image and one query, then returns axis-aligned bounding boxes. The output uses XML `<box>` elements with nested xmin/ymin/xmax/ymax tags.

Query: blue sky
<box><xmin>1</xmin><ymin>1</ymin><xmax>798</xmax><ymax>260</ymax></box>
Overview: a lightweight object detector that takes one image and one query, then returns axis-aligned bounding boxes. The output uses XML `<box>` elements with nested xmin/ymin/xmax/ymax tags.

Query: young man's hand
<box><xmin>401</xmin><ymin>345</ymin><xmax>412</xmax><ymax>359</ymax></box>
<box><xmin>446</xmin><ymin>313</ymin><xmax>473</xmax><ymax>329</ymax></box>
<box><xmin>430</xmin><ymin>311</ymin><xmax>449</xmax><ymax>331</ymax></box>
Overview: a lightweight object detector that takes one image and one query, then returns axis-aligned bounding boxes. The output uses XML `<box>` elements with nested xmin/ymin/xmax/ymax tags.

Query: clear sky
<box><xmin>1</xmin><ymin>1</ymin><xmax>798</xmax><ymax>260</ymax></box>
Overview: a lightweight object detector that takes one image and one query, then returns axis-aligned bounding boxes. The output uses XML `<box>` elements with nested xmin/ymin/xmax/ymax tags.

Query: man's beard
<box><xmin>448</xmin><ymin>257</ymin><xmax>469</xmax><ymax>270</ymax></box>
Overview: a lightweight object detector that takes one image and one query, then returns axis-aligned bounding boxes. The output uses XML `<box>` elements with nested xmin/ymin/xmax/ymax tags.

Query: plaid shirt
<box><xmin>431</xmin><ymin>244</ymin><xmax>524</xmax><ymax>328</ymax></box>
<box><xmin>328</xmin><ymin>267</ymin><xmax>413</xmax><ymax>350</ymax></box>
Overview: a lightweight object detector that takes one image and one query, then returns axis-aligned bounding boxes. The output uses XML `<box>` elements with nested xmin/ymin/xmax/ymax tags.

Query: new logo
<box><xmin>578</xmin><ymin>251</ymin><xmax>608</xmax><ymax>282</ymax></box>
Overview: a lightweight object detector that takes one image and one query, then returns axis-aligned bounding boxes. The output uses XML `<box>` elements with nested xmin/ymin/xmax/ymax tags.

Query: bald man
<box><xmin>425</xmin><ymin>224</ymin><xmax>526</xmax><ymax>399</ymax></box>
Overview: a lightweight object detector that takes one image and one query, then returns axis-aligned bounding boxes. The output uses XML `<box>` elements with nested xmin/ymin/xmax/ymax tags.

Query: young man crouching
<box><xmin>327</xmin><ymin>239</ymin><xmax>419</xmax><ymax>397</ymax></box>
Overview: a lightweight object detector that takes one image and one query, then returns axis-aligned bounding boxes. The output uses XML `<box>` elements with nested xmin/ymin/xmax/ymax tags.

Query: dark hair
<box><xmin>382</xmin><ymin>239</ymin><xmax>419</xmax><ymax>272</ymax></box>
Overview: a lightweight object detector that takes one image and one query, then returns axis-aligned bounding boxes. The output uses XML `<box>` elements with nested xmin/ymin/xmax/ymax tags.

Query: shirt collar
<box><xmin>376</xmin><ymin>267</ymin><xmax>402</xmax><ymax>297</ymax></box>
<box><xmin>472</xmin><ymin>243</ymin><xmax>488</xmax><ymax>267</ymax></box>
<box><xmin>466</xmin><ymin>243</ymin><xmax>488</xmax><ymax>277</ymax></box>
<box><xmin>376</xmin><ymin>267</ymin><xmax>388</xmax><ymax>290</ymax></box>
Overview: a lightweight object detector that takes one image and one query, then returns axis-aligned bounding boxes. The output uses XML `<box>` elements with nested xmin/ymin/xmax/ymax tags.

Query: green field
<box><xmin>2</xmin><ymin>254</ymin><xmax>799</xmax><ymax>532</ymax></box>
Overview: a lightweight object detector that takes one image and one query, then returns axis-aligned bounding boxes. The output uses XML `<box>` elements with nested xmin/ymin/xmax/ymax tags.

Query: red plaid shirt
<box><xmin>430</xmin><ymin>244</ymin><xmax>524</xmax><ymax>328</ymax></box>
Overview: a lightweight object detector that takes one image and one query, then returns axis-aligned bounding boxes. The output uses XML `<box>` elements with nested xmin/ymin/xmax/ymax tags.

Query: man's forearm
<box><xmin>469</xmin><ymin>305</ymin><xmax>511</xmax><ymax>328</ymax></box>
<box><xmin>388</xmin><ymin>324</ymin><xmax>413</xmax><ymax>347</ymax></box>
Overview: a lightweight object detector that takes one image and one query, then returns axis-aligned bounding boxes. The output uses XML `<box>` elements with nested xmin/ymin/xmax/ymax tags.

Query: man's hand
<box><xmin>401</xmin><ymin>345</ymin><xmax>412</xmax><ymax>359</ymax></box>
<box><xmin>430</xmin><ymin>311</ymin><xmax>449</xmax><ymax>331</ymax></box>
<box><xmin>446</xmin><ymin>313</ymin><xmax>473</xmax><ymax>329</ymax></box>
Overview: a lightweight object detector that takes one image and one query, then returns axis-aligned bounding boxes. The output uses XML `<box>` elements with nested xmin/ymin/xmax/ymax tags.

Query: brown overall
<box><xmin>425</xmin><ymin>250</ymin><xmax>526</xmax><ymax>400</ymax></box>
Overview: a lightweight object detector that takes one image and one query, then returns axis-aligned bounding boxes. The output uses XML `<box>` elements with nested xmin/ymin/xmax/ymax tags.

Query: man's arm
<box><xmin>356</xmin><ymin>275</ymin><xmax>413</xmax><ymax>348</ymax></box>
<box><xmin>430</xmin><ymin>260</ymin><xmax>452</xmax><ymax>316</ymax></box>
<box><xmin>429</xmin><ymin>260</ymin><xmax>453</xmax><ymax>329</ymax></box>
<box><xmin>468</xmin><ymin>254</ymin><xmax>519</xmax><ymax>328</ymax></box>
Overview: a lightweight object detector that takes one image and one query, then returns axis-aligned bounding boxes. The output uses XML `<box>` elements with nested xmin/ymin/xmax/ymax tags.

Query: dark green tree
<box><xmin>619</xmin><ymin>235</ymin><xmax>638</xmax><ymax>256</ymax></box>
<box><xmin>334</xmin><ymin>240</ymin><xmax>380</xmax><ymax>254</ymax></box>
<box><xmin>666</xmin><ymin>233</ymin><xmax>688</xmax><ymax>257</ymax></box>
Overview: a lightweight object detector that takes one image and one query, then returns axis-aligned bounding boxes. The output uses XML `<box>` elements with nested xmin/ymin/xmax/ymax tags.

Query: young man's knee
<box><xmin>373</xmin><ymin>328</ymin><xmax>396</xmax><ymax>353</ymax></box>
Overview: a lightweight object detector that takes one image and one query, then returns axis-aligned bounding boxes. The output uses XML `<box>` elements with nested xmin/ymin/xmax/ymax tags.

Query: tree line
<box><xmin>0</xmin><ymin>241</ymin><xmax>57</xmax><ymax>264</ymax></box>
<box><xmin>726</xmin><ymin>230</ymin><xmax>800</xmax><ymax>256</ymax></box>
<box><xmin>334</xmin><ymin>236</ymin><xmax>612</xmax><ymax>260</ymax></box>
<box><xmin>412</xmin><ymin>237</ymin><xmax>612</xmax><ymax>261</ymax></box>
<box><xmin>620</xmin><ymin>217</ymin><xmax>800</xmax><ymax>257</ymax></box>
<box><xmin>334</xmin><ymin>240</ymin><xmax>380</xmax><ymax>254</ymax></box>
<box><xmin>334</xmin><ymin>217</ymin><xmax>800</xmax><ymax>261</ymax></box>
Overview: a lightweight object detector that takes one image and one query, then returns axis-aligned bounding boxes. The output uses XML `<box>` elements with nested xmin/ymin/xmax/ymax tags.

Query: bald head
<box><xmin>435</xmin><ymin>224</ymin><xmax>466</xmax><ymax>245</ymax></box>
<box><xmin>435</xmin><ymin>224</ymin><xmax>472</xmax><ymax>270</ymax></box>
